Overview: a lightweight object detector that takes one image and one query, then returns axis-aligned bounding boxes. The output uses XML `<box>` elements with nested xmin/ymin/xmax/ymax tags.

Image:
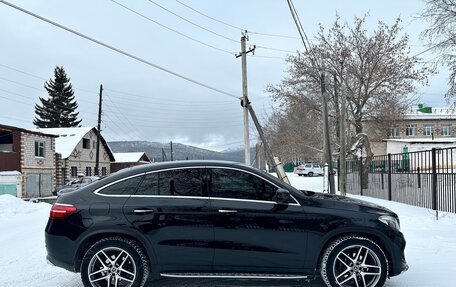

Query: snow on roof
<box><xmin>0</xmin><ymin>171</ymin><xmax>21</xmax><ymax>176</ymax></box>
<box><xmin>404</xmin><ymin>107</ymin><xmax>456</xmax><ymax>120</ymax></box>
<box><xmin>384</xmin><ymin>137</ymin><xmax>456</xmax><ymax>143</ymax></box>
<box><xmin>31</xmin><ymin>127</ymin><xmax>93</xmax><ymax>159</ymax></box>
<box><xmin>113</xmin><ymin>152</ymin><xmax>149</xmax><ymax>163</ymax></box>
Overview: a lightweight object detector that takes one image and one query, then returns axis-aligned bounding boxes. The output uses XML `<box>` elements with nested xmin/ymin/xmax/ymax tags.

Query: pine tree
<box><xmin>33</xmin><ymin>66</ymin><xmax>82</xmax><ymax>128</ymax></box>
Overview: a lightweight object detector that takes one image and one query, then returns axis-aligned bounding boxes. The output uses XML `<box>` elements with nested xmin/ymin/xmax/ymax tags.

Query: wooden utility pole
<box><xmin>339</xmin><ymin>57</ymin><xmax>347</xmax><ymax>195</ymax></box>
<box><xmin>248</xmin><ymin>104</ymin><xmax>290</xmax><ymax>184</ymax></box>
<box><xmin>321</xmin><ymin>74</ymin><xmax>336</xmax><ymax>194</ymax></box>
<box><xmin>236</xmin><ymin>32</ymin><xmax>255</xmax><ymax>165</ymax></box>
<box><xmin>170</xmin><ymin>141</ymin><xmax>173</xmax><ymax>161</ymax></box>
<box><xmin>95</xmin><ymin>84</ymin><xmax>103</xmax><ymax>176</ymax></box>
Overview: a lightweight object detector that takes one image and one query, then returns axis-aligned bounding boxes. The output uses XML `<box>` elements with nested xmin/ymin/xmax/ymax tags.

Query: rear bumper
<box><xmin>45</xmin><ymin>233</ymin><xmax>78</xmax><ymax>272</ymax></box>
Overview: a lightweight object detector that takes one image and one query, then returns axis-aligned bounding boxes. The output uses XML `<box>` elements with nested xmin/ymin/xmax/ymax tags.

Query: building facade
<box><xmin>111</xmin><ymin>152</ymin><xmax>151</xmax><ymax>173</ymax></box>
<box><xmin>33</xmin><ymin>127</ymin><xmax>115</xmax><ymax>186</ymax></box>
<box><xmin>0</xmin><ymin>124</ymin><xmax>57</xmax><ymax>197</ymax></box>
<box><xmin>369</xmin><ymin>105</ymin><xmax>456</xmax><ymax>155</ymax></box>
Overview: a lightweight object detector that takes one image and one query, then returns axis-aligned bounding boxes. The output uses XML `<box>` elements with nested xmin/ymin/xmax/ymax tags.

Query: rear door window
<box><xmin>135</xmin><ymin>168</ymin><xmax>204</xmax><ymax>197</ymax></box>
<box><xmin>99</xmin><ymin>175</ymin><xmax>143</xmax><ymax>195</ymax></box>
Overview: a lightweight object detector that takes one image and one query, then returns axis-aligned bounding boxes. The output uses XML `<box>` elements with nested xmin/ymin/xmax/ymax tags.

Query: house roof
<box><xmin>403</xmin><ymin>107</ymin><xmax>456</xmax><ymax>120</ymax></box>
<box><xmin>113</xmin><ymin>152</ymin><xmax>151</xmax><ymax>163</ymax></box>
<box><xmin>384</xmin><ymin>138</ymin><xmax>456</xmax><ymax>144</ymax></box>
<box><xmin>31</xmin><ymin>127</ymin><xmax>114</xmax><ymax>160</ymax></box>
<box><xmin>0</xmin><ymin>123</ymin><xmax>58</xmax><ymax>138</ymax></box>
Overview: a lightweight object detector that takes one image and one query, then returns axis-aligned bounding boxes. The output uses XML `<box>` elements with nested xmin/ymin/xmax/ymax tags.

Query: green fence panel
<box><xmin>0</xmin><ymin>184</ymin><xmax>17</xmax><ymax>196</ymax></box>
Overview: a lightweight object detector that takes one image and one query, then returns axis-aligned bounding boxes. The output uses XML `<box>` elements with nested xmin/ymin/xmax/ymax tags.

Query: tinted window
<box><xmin>136</xmin><ymin>168</ymin><xmax>203</xmax><ymax>197</ymax></box>
<box><xmin>210</xmin><ymin>168</ymin><xmax>277</xmax><ymax>201</ymax></box>
<box><xmin>100</xmin><ymin>175</ymin><xmax>143</xmax><ymax>195</ymax></box>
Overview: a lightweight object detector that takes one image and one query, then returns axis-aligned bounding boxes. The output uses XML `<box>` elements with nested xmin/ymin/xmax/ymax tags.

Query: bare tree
<box><xmin>268</xmin><ymin>15</ymin><xmax>431</xmax><ymax>162</ymax></box>
<box><xmin>263</xmin><ymin>102</ymin><xmax>324</xmax><ymax>163</ymax></box>
<box><xmin>420</xmin><ymin>0</ymin><xmax>456</xmax><ymax>98</ymax></box>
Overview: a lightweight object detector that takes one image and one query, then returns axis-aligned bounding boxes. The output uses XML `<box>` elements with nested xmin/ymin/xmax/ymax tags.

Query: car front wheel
<box><xmin>308</xmin><ymin>172</ymin><xmax>314</xmax><ymax>177</ymax></box>
<box><xmin>81</xmin><ymin>236</ymin><xmax>149</xmax><ymax>287</ymax></box>
<box><xmin>320</xmin><ymin>236</ymin><xmax>388</xmax><ymax>287</ymax></box>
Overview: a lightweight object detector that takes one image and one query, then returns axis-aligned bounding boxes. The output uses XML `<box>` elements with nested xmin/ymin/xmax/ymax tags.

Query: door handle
<box><xmin>134</xmin><ymin>209</ymin><xmax>154</xmax><ymax>214</ymax></box>
<box><xmin>218</xmin><ymin>209</ymin><xmax>237</xmax><ymax>214</ymax></box>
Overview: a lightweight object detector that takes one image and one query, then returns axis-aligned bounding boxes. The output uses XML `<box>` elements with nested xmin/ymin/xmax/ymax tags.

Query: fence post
<box><xmin>387</xmin><ymin>153</ymin><xmax>392</xmax><ymax>201</ymax></box>
<box><xmin>359</xmin><ymin>157</ymin><xmax>363</xmax><ymax>196</ymax></box>
<box><xmin>431</xmin><ymin>148</ymin><xmax>438</xmax><ymax>219</ymax></box>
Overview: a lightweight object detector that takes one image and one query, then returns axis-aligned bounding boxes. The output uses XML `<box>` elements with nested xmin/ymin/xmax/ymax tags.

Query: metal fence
<box><xmin>346</xmin><ymin>147</ymin><xmax>456</xmax><ymax>213</ymax></box>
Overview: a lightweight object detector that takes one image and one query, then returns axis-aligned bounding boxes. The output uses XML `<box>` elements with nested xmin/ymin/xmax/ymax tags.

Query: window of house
<box><xmin>423</xmin><ymin>124</ymin><xmax>435</xmax><ymax>136</ymax></box>
<box><xmin>82</xmin><ymin>138</ymin><xmax>90</xmax><ymax>149</ymax></box>
<box><xmin>34</xmin><ymin>141</ymin><xmax>45</xmax><ymax>157</ymax></box>
<box><xmin>441</xmin><ymin>124</ymin><xmax>452</xmax><ymax>136</ymax></box>
<box><xmin>101</xmin><ymin>167</ymin><xmax>107</xmax><ymax>176</ymax></box>
<box><xmin>86</xmin><ymin>166</ymin><xmax>92</xmax><ymax>176</ymax></box>
<box><xmin>390</xmin><ymin>126</ymin><xmax>400</xmax><ymax>137</ymax></box>
<box><xmin>405</xmin><ymin>124</ymin><xmax>417</xmax><ymax>136</ymax></box>
<box><xmin>71</xmin><ymin>167</ymin><xmax>78</xmax><ymax>177</ymax></box>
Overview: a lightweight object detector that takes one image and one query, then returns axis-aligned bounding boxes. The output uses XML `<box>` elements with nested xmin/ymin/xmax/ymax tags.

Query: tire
<box><xmin>320</xmin><ymin>236</ymin><xmax>388</xmax><ymax>287</ymax></box>
<box><xmin>308</xmin><ymin>172</ymin><xmax>314</xmax><ymax>177</ymax></box>
<box><xmin>81</xmin><ymin>236</ymin><xmax>149</xmax><ymax>287</ymax></box>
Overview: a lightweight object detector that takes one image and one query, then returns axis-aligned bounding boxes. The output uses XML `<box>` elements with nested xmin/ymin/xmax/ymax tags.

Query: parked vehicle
<box><xmin>45</xmin><ymin>160</ymin><xmax>407</xmax><ymax>287</ymax></box>
<box><xmin>53</xmin><ymin>176</ymin><xmax>100</xmax><ymax>196</ymax></box>
<box><xmin>294</xmin><ymin>163</ymin><xmax>336</xmax><ymax>177</ymax></box>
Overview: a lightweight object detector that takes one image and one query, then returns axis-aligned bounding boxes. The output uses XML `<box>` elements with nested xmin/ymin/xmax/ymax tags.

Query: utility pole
<box><xmin>321</xmin><ymin>74</ymin><xmax>336</xmax><ymax>194</ymax></box>
<box><xmin>236</xmin><ymin>32</ymin><xmax>255</xmax><ymax>165</ymax></box>
<box><xmin>339</xmin><ymin>56</ymin><xmax>347</xmax><ymax>196</ymax></box>
<box><xmin>170</xmin><ymin>141</ymin><xmax>173</xmax><ymax>161</ymax></box>
<box><xmin>95</xmin><ymin>84</ymin><xmax>103</xmax><ymax>176</ymax></box>
<box><xmin>247</xmin><ymin>104</ymin><xmax>290</xmax><ymax>184</ymax></box>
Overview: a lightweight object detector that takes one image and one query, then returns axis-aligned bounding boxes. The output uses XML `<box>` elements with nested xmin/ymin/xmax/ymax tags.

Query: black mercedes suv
<box><xmin>45</xmin><ymin>160</ymin><xmax>408</xmax><ymax>287</ymax></box>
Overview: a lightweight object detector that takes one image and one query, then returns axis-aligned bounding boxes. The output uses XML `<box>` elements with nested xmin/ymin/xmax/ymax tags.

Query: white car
<box><xmin>294</xmin><ymin>163</ymin><xmax>324</xmax><ymax>177</ymax></box>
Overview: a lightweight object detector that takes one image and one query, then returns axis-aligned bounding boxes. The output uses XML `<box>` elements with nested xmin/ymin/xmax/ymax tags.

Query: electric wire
<box><xmin>174</xmin><ymin>0</ymin><xmax>300</xmax><ymax>40</ymax></box>
<box><xmin>111</xmin><ymin>0</ymin><xmax>235</xmax><ymax>55</ymax></box>
<box><xmin>0</xmin><ymin>0</ymin><xmax>241</xmax><ymax>100</ymax></box>
<box><xmin>140</xmin><ymin>0</ymin><xmax>297</xmax><ymax>54</ymax></box>
<box><xmin>144</xmin><ymin>0</ymin><xmax>237</xmax><ymax>44</ymax></box>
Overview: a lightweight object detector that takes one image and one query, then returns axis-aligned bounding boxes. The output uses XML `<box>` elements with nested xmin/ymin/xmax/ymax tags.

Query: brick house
<box><xmin>370</xmin><ymin>105</ymin><xmax>456</xmax><ymax>155</ymax></box>
<box><xmin>111</xmin><ymin>152</ymin><xmax>151</xmax><ymax>173</ymax></box>
<box><xmin>33</xmin><ymin>127</ymin><xmax>114</xmax><ymax>186</ymax></box>
<box><xmin>0</xmin><ymin>124</ymin><xmax>57</xmax><ymax>197</ymax></box>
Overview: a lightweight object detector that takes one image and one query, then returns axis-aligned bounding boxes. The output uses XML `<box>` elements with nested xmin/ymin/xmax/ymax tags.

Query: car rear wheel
<box><xmin>81</xmin><ymin>236</ymin><xmax>149</xmax><ymax>287</ymax></box>
<box><xmin>320</xmin><ymin>236</ymin><xmax>388</xmax><ymax>287</ymax></box>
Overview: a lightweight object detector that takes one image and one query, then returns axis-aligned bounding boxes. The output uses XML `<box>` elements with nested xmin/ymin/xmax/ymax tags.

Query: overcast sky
<box><xmin>0</xmin><ymin>0</ymin><xmax>451</xmax><ymax>151</ymax></box>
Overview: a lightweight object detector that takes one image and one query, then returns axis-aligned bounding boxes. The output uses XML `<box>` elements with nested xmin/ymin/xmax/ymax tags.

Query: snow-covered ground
<box><xmin>0</xmin><ymin>174</ymin><xmax>455</xmax><ymax>286</ymax></box>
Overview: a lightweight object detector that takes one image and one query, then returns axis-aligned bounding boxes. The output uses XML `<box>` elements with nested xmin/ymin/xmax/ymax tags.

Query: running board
<box><xmin>160</xmin><ymin>273</ymin><xmax>309</xmax><ymax>279</ymax></box>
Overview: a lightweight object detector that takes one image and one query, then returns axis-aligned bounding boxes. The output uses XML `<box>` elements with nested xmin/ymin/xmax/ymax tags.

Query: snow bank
<box><xmin>0</xmin><ymin>194</ymin><xmax>50</xmax><ymax>216</ymax></box>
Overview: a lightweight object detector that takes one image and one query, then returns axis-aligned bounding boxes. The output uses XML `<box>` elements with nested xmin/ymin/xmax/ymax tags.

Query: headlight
<box><xmin>379</xmin><ymin>215</ymin><xmax>400</xmax><ymax>230</ymax></box>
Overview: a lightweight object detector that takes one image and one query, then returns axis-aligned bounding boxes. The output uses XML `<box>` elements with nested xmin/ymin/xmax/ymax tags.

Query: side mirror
<box><xmin>273</xmin><ymin>188</ymin><xmax>292</xmax><ymax>204</ymax></box>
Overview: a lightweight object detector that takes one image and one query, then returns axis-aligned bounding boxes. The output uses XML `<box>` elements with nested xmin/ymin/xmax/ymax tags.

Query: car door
<box><xmin>123</xmin><ymin>167</ymin><xmax>214</xmax><ymax>272</ymax></box>
<box><xmin>208</xmin><ymin>167</ymin><xmax>309</xmax><ymax>274</ymax></box>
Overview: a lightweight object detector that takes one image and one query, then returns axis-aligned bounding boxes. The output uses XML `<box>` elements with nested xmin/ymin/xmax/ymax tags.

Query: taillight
<box><xmin>50</xmin><ymin>203</ymin><xmax>77</xmax><ymax>219</ymax></box>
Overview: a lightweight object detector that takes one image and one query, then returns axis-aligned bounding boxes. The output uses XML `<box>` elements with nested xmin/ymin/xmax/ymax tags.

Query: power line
<box><xmin>144</xmin><ymin>0</ymin><xmax>237</xmax><ymax>43</ymax></box>
<box><xmin>105</xmin><ymin>88</ymin><xmax>234</xmax><ymax>105</ymax></box>
<box><xmin>111</xmin><ymin>0</ymin><xmax>235</xmax><ymax>55</ymax></box>
<box><xmin>174</xmin><ymin>0</ymin><xmax>300</xmax><ymax>40</ymax></box>
<box><xmin>0</xmin><ymin>63</ymin><xmax>100</xmax><ymax>96</ymax></box>
<box><xmin>114</xmin><ymin>0</ymin><xmax>297</xmax><ymax>55</ymax></box>
<box><xmin>411</xmin><ymin>38</ymin><xmax>454</xmax><ymax>58</ymax></box>
<box><xmin>0</xmin><ymin>75</ymin><xmax>99</xmax><ymax>105</ymax></box>
<box><xmin>0</xmin><ymin>0</ymin><xmax>240</xmax><ymax>100</ymax></box>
